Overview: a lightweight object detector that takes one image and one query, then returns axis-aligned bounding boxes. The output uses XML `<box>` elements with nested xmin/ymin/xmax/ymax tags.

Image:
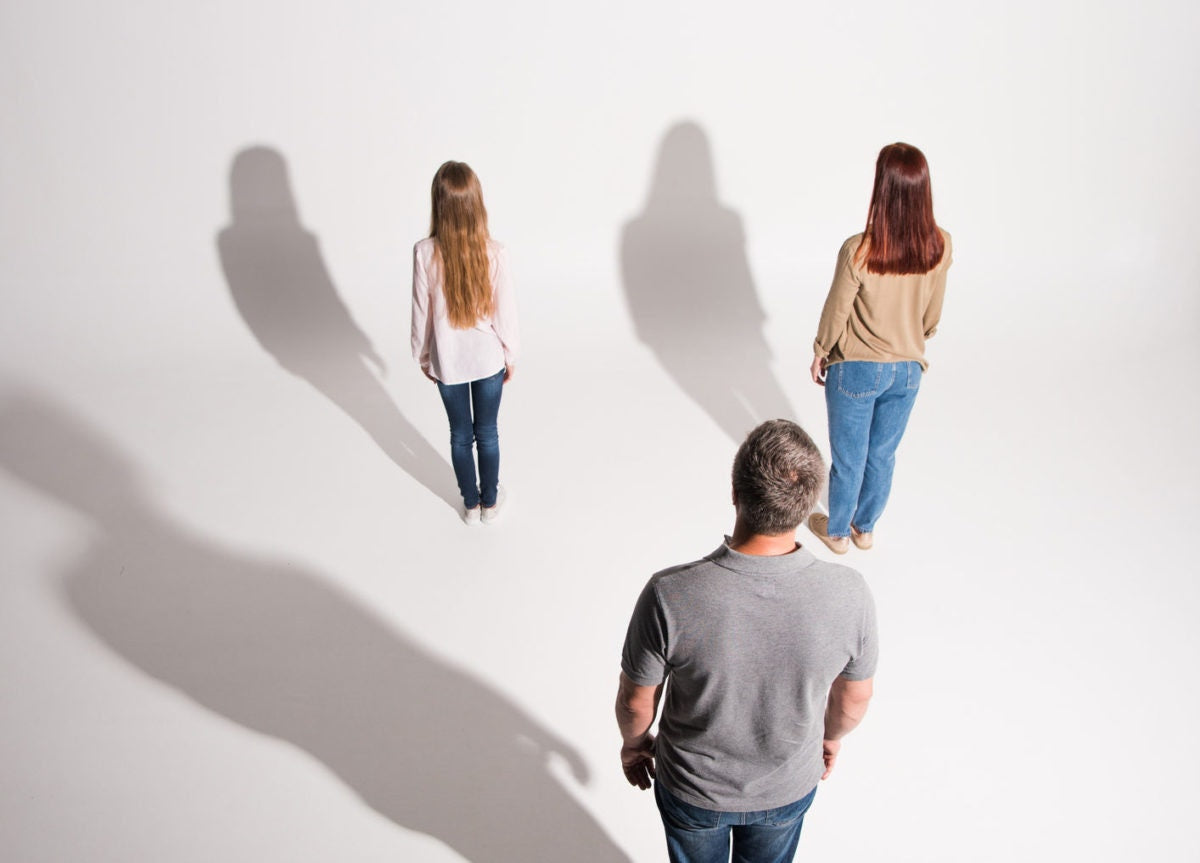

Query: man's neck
<box><xmin>728</xmin><ymin>520</ymin><xmax>799</xmax><ymax>556</ymax></box>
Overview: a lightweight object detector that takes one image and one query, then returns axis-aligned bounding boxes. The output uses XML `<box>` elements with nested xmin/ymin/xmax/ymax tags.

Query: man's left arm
<box><xmin>615</xmin><ymin>672</ymin><xmax>663</xmax><ymax>791</ymax></box>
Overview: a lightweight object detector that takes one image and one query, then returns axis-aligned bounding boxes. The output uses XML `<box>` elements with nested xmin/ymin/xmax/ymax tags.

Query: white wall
<box><xmin>4</xmin><ymin>0</ymin><xmax>1196</xmax><ymax>364</ymax></box>
<box><xmin>2</xmin><ymin>2</ymin><xmax>1199</xmax><ymax>861</ymax></box>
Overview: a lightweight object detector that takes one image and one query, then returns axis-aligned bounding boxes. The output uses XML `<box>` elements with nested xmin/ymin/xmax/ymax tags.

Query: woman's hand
<box><xmin>810</xmin><ymin>354</ymin><xmax>827</xmax><ymax>386</ymax></box>
<box><xmin>421</xmin><ymin>367</ymin><xmax>437</xmax><ymax>384</ymax></box>
<box><xmin>503</xmin><ymin>363</ymin><xmax>515</xmax><ymax>383</ymax></box>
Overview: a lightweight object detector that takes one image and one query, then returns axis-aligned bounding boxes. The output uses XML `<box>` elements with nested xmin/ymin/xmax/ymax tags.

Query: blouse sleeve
<box><xmin>411</xmin><ymin>243</ymin><xmax>434</xmax><ymax>371</ymax></box>
<box><xmin>490</xmin><ymin>245</ymin><xmax>520</xmax><ymax>365</ymax></box>
<box><xmin>812</xmin><ymin>238</ymin><xmax>862</xmax><ymax>358</ymax></box>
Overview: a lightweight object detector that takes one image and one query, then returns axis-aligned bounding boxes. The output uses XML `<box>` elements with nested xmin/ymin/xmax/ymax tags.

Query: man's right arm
<box><xmin>615</xmin><ymin>672</ymin><xmax>663</xmax><ymax>791</ymax></box>
<box><xmin>822</xmin><ymin>676</ymin><xmax>873</xmax><ymax>780</ymax></box>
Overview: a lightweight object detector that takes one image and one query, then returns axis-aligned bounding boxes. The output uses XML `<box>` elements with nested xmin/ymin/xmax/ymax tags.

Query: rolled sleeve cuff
<box><xmin>620</xmin><ymin>661</ymin><xmax>666</xmax><ymax>689</ymax></box>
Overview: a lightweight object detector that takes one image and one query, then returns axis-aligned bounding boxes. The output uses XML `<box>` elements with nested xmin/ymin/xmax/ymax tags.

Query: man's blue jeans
<box><xmin>825</xmin><ymin>360</ymin><xmax>922</xmax><ymax>538</ymax></box>
<box><xmin>436</xmin><ymin>367</ymin><xmax>504</xmax><ymax>509</ymax></box>
<box><xmin>655</xmin><ymin>782</ymin><xmax>817</xmax><ymax>863</ymax></box>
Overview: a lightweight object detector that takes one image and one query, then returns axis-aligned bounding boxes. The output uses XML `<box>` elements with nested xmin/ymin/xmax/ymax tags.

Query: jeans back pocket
<box><xmin>655</xmin><ymin>784</ymin><xmax>723</xmax><ymax>829</ymax></box>
<box><xmin>835</xmin><ymin>362</ymin><xmax>884</xmax><ymax>398</ymax></box>
<box><xmin>905</xmin><ymin>361</ymin><xmax>922</xmax><ymax>390</ymax></box>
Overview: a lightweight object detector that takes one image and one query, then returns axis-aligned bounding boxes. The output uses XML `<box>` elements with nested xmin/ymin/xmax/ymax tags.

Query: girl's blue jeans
<box><xmin>824</xmin><ymin>360</ymin><xmax>922</xmax><ymax>538</ymax></box>
<box><xmin>436</xmin><ymin>367</ymin><xmax>504</xmax><ymax>509</ymax></box>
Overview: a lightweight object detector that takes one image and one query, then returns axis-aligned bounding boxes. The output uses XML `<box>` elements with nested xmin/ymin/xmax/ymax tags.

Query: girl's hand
<box><xmin>810</xmin><ymin>354</ymin><xmax>827</xmax><ymax>386</ymax></box>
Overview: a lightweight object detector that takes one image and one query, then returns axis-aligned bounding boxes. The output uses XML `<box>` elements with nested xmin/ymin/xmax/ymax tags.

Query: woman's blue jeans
<box><xmin>655</xmin><ymin>781</ymin><xmax>817</xmax><ymax>863</ymax></box>
<box><xmin>825</xmin><ymin>360</ymin><xmax>922</xmax><ymax>538</ymax></box>
<box><xmin>436</xmin><ymin>367</ymin><xmax>504</xmax><ymax>509</ymax></box>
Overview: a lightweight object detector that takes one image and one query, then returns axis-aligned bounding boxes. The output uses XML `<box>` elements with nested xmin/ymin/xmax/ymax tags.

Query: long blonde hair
<box><xmin>429</xmin><ymin>161</ymin><xmax>493</xmax><ymax>328</ymax></box>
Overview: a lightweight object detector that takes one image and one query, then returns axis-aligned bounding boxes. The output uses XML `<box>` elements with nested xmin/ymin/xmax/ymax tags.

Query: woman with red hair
<box><xmin>807</xmin><ymin>143</ymin><xmax>952</xmax><ymax>554</ymax></box>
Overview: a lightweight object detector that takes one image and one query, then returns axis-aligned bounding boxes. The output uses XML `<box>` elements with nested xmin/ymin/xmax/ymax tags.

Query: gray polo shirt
<box><xmin>621</xmin><ymin>540</ymin><xmax>877</xmax><ymax>812</ymax></box>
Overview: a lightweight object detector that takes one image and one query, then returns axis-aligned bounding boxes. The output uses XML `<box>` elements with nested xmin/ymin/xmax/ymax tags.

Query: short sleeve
<box><xmin>620</xmin><ymin>580</ymin><xmax>670</xmax><ymax>687</ymax></box>
<box><xmin>839</xmin><ymin>583</ymin><xmax>878</xmax><ymax>680</ymax></box>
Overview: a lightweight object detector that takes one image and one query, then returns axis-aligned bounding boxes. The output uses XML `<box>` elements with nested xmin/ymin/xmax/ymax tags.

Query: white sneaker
<box><xmin>481</xmin><ymin>486</ymin><xmax>506</xmax><ymax>525</ymax></box>
<box><xmin>462</xmin><ymin>505</ymin><xmax>481</xmax><ymax>526</ymax></box>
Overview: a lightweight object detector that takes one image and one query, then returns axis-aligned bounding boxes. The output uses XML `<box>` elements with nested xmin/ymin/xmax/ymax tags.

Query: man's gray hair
<box><xmin>731</xmin><ymin>420</ymin><xmax>825</xmax><ymax>535</ymax></box>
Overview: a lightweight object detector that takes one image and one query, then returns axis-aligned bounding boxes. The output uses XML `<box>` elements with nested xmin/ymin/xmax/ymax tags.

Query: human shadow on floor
<box><xmin>621</xmin><ymin>121</ymin><xmax>797</xmax><ymax>442</ymax></box>
<box><xmin>0</xmin><ymin>391</ymin><xmax>630</xmax><ymax>863</ymax></box>
<box><xmin>217</xmin><ymin>146</ymin><xmax>457</xmax><ymax>510</ymax></box>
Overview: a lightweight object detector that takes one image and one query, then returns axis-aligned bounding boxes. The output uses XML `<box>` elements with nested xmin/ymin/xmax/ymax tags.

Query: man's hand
<box><xmin>821</xmin><ymin>738</ymin><xmax>841</xmax><ymax>780</ymax></box>
<box><xmin>621</xmin><ymin>734</ymin><xmax>656</xmax><ymax>790</ymax></box>
<box><xmin>615</xmin><ymin>673</ymin><xmax>663</xmax><ymax>790</ymax></box>
<box><xmin>822</xmin><ymin>676</ymin><xmax>872</xmax><ymax>781</ymax></box>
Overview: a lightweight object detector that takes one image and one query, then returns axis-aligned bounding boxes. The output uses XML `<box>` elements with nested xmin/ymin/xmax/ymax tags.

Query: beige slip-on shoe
<box><xmin>808</xmin><ymin>513</ymin><xmax>850</xmax><ymax>555</ymax></box>
<box><xmin>851</xmin><ymin>526</ymin><xmax>873</xmax><ymax>550</ymax></box>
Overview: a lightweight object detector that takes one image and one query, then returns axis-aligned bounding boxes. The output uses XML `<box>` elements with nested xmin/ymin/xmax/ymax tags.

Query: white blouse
<box><xmin>411</xmin><ymin>237</ymin><xmax>520</xmax><ymax>385</ymax></box>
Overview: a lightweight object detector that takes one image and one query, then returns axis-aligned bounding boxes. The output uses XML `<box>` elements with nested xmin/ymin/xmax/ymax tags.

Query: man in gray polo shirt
<box><xmin>616</xmin><ymin>420</ymin><xmax>877</xmax><ymax>863</ymax></box>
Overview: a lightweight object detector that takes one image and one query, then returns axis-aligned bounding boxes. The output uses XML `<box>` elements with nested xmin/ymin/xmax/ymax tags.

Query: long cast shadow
<box><xmin>217</xmin><ymin>146</ymin><xmax>457</xmax><ymax>510</ymax></box>
<box><xmin>0</xmin><ymin>391</ymin><xmax>630</xmax><ymax>863</ymax></box>
<box><xmin>621</xmin><ymin>121</ymin><xmax>797</xmax><ymax>442</ymax></box>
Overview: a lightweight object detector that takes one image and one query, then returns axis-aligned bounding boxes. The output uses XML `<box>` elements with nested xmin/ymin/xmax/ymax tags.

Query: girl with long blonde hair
<box><xmin>807</xmin><ymin>143</ymin><xmax>952</xmax><ymax>553</ymax></box>
<box><xmin>412</xmin><ymin>161</ymin><xmax>519</xmax><ymax>524</ymax></box>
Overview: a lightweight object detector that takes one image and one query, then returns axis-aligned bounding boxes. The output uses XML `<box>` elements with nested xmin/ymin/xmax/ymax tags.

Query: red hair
<box><xmin>858</xmin><ymin>143</ymin><xmax>944</xmax><ymax>275</ymax></box>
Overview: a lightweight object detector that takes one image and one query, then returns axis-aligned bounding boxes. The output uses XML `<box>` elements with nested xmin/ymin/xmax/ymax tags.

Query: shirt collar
<box><xmin>704</xmin><ymin>536</ymin><xmax>820</xmax><ymax>576</ymax></box>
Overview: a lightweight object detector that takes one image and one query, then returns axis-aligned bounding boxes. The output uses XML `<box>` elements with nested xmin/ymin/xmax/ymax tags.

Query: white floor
<box><xmin>3</xmin><ymin>264</ymin><xmax>1199</xmax><ymax>862</ymax></box>
<box><xmin>4</xmin><ymin>0</ymin><xmax>1199</xmax><ymax>857</ymax></box>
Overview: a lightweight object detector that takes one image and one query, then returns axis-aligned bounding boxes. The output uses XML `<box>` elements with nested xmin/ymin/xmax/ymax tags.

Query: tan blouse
<box><xmin>813</xmin><ymin>229</ymin><xmax>952</xmax><ymax>370</ymax></box>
